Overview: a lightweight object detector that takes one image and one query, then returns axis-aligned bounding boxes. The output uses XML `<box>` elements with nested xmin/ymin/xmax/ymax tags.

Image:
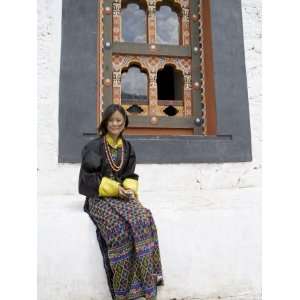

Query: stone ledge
<box><xmin>38</xmin><ymin>191</ymin><xmax>261</xmax><ymax>300</ymax></box>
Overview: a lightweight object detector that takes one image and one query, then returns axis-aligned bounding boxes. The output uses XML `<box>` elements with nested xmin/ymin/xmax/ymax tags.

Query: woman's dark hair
<box><xmin>97</xmin><ymin>104</ymin><xmax>129</xmax><ymax>137</ymax></box>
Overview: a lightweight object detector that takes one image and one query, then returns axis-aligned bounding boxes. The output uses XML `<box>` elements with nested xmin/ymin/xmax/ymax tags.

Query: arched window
<box><xmin>156</xmin><ymin>2</ymin><xmax>181</xmax><ymax>45</ymax></box>
<box><xmin>121</xmin><ymin>1</ymin><xmax>147</xmax><ymax>43</ymax></box>
<box><xmin>157</xmin><ymin>64</ymin><xmax>183</xmax><ymax>101</ymax></box>
<box><xmin>121</xmin><ymin>65</ymin><xmax>148</xmax><ymax>103</ymax></box>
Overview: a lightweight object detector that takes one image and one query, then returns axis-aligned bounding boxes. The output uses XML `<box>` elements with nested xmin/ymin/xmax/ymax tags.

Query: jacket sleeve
<box><xmin>121</xmin><ymin>142</ymin><xmax>139</xmax><ymax>195</ymax></box>
<box><xmin>123</xmin><ymin>178</ymin><xmax>139</xmax><ymax>196</ymax></box>
<box><xmin>78</xmin><ymin>144</ymin><xmax>103</xmax><ymax>197</ymax></box>
<box><xmin>99</xmin><ymin>177</ymin><xmax>120</xmax><ymax>197</ymax></box>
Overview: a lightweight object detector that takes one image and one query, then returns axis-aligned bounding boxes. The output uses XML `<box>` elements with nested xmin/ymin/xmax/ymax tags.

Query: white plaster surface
<box><xmin>37</xmin><ymin>0</ymin><xmax>262</xmax><ymax>299</ymax></box>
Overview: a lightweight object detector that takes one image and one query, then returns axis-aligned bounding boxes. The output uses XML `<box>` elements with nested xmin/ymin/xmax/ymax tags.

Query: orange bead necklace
<box><xmin>104</xmin><ymin>136</ymin><xmax>124</xmax><ymax>172</ymax></box>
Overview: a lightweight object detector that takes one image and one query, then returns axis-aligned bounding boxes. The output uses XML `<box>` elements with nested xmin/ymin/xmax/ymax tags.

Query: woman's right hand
<box><xmin>118</xmin><ymin>185</ymin><xmax>130</xmax><ymax>201</ymax></box>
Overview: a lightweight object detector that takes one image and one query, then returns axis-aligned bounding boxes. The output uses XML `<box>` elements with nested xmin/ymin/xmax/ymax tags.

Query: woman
<box><xmin>78</xmin><ymin>104</ymin><xmax>164</xmax><ymax>300</ymax></box>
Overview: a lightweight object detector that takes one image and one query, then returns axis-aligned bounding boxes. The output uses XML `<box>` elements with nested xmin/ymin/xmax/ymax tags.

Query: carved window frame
<box><xmin>97</xmin><ymin>0</ymin><xmax>217</xmax><ymax>136</ymax></box>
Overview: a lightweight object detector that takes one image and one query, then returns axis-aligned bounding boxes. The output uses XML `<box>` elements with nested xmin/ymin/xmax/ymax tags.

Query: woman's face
<box><xmin>107</xmin><ymin>110</ymin><xmax>125</xmax><ymax>137</ymax></box>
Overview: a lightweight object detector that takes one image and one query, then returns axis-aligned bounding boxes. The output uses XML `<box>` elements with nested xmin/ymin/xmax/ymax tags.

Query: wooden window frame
<box><xmin>97</xmin><ymin>0</ymin><xmax>217</xmax><ymax>136</ymax></box>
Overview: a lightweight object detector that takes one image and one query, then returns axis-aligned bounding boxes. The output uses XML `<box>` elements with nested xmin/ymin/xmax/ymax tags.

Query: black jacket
<box><xmin>78</xmin><ymin>136</ymin><xmax>139</xmax><ymax>212</ymax></box>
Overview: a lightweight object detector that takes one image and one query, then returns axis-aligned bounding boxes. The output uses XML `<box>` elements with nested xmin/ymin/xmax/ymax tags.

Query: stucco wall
<box><xmin>38</xmin><ymin>0</ymin><xmax>261</xmax><ymax>299</ymax></box>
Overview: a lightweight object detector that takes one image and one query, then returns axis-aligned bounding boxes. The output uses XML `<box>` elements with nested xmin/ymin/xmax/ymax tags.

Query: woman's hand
<box><xmin>124</xmin><ymin>188</ymin><xmax>139</xmax><ymax>202</ymax></box>
<box><xmin>118</xmin><ymin>185</ymin><xmax>130</xmax><ymax>201</ymax></box>
<box><xmin>119</xmin><ymin>186</ymin><xmax>138</xmax><ymax>201</ymax></box>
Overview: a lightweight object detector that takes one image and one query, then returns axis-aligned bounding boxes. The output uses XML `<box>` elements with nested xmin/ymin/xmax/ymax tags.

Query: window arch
<box><xmin>121</xmin><ymin>64</ymin><xmax>148</xmax><ymax>104</ymax></box>
<box><xmin>156</xmin><ymin>1</ymin><xmax>182</xmax><ymax>45</ymax></box>
<box><xmin>121</xmin><ymin>0</ymin><xmax>147</xmax><ymax>43</ymax></box>
<box><xmin>157</xmin><ymin>64</ymin><xmax>183</xmax><ymax>101</ymax></box>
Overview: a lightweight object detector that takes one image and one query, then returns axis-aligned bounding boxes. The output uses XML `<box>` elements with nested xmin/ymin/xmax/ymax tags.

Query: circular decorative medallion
<box><xmin>193</xmin><ymin>81</ymin><xmax>200</xmax><ymax>89</ymax></box>
<box><xmin>150</xmin><ymin>44</ymin><xmax>156</xmax><ymax>51</ymax></box>
<box><xmin>192</xmin><ymin>14</ymin><xmax>198</xmax><ymax>21</ymax></box>
<box><xmin>105</xmin><ymin>41</ymin><xmax>111</xmax><ymax>49</ymax></box>
<box><xmin>150</xmin><ymin>116</ymin><xmax>158</xmax><ymax>125</ymax></box>
<box><xmin>104</xmin><ymin>6</ymin><xmax>111</xmax><ymax>15</ymax></box>
<box><xmin>194</xmin><ymin>117</ymin><xmax>202</xmax><ymax>126</ymax></box>
<box><xmin>104</xmin><ymin>78</ymin><xmax>111</xmax><ymax>86</ymax></box>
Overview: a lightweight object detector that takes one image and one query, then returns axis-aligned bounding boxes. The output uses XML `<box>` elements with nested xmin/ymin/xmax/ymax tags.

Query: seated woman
<box><xmin>78</xmin><ymin>104</ymin><xmax>164</xmax><ymax>300</ymax></box>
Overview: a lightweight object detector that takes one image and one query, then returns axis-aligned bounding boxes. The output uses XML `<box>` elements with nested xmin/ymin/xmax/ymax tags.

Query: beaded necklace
<box><xmin>104</xmin><ymin>135</ymin><xmax>124</xmax><ymax>172</ymax></box>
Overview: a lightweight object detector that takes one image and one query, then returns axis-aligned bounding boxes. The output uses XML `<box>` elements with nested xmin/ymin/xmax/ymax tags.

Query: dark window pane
<box><xmin>121</xmin><ymin>66</ymin><xmax>148</xmax><ymax>102</ymax></box>
<box><xmin>156</xmin><ymin>5</ymin><xmax>179</xmax><ymax>45</ymax></box>
<box><xmin>121</xmin><ymin>3</ymin><xmax>146</xmax><ymax>43</ymax></box>
<box><xmin>157</xmin><ymin>65</ymin><xmax>183</xmax><ymax>100</ymax></box>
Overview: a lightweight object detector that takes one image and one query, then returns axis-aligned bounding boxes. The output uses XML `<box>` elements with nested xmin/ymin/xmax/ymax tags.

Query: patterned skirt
<box><xmin>87</xmin><ymin>196</ymin><xmax>164</xmax><ymax>300</ymax></box>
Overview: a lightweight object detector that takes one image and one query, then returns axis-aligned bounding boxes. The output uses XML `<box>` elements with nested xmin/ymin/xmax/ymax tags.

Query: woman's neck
<box><xmin>107</xmin><ymin>132</ymin><xmax>120</xmax><ymax>142</ymax></box>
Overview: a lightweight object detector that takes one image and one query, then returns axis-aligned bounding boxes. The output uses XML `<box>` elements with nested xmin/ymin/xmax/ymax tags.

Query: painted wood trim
<box><xmin>127</xmin><ymin>115</ymin><xmax>194</xmax><ymax>128</ymax></box>
<box><xmin>113</xmin><ymin>42</ymin><xmax>191</xmax><ymax>57</ymax></box>
<box><xmin>124</xmin><ymin>128</ymin><xmax>194</xmax><ymax>136</ymax></box>
<box><xmin>202</xmin><ymin>0</ymin><xmax>217</xmax><ymax>135</ymax></box>
<box><xmin>103</xmin><ymin>0</ymin><xmax>113</xmax><ymax>111</ymax></box>
<box><xmin>191</xmin><ymin>0</ymin><xmax>203</xmax><ymax>135</ymax></box>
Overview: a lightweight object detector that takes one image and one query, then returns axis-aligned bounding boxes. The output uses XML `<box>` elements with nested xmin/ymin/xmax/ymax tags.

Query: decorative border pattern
<box><xmin>199</xmin><ymin>0</ymin><xmax>207</xmax><ymax>134</ymax></box>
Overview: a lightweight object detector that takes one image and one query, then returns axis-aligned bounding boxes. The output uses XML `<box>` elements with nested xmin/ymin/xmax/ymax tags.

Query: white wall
<box><xmin>38</xmin><ymin>1</ymin><xmax>262</xmax><ymax>299</ymax></box>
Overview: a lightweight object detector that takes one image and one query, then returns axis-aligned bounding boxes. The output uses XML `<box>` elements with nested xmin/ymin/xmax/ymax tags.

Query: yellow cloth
<box><xmin>123</xmin><ymin>178</ymin><xmax>139</xmax><ymax>196</ymax></box>
<box><xmin>99</xmin><ymin>135</ymin><xmax>139</xmax><ymax>198</ymax></box>
<box><xmin>98</xmin><ymin>177</ymin><xmax>139</xmax><ymax>198</ymax></box>
<box><xmin>105</xmin><ymin>133</ymin><xmax>123</xmax><ymax>149</ymax></box>
<box><xmin>99</xmin><ymin>177</ymin><xmax>120</xmax><ymax>197</ymax></box>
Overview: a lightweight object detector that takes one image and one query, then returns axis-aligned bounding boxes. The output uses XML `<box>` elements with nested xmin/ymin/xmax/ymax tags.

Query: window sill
<box><xmin>80</xmin><ymin>133</ymin><xmax>251</xmax><ymax>164</ymax></box>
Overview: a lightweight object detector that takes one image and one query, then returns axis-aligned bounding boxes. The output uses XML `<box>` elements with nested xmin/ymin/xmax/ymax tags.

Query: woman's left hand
<box><xmin>124</xmin><ymin>189</ymin><xmax>138</xmax><ymax>201</ymax></box>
